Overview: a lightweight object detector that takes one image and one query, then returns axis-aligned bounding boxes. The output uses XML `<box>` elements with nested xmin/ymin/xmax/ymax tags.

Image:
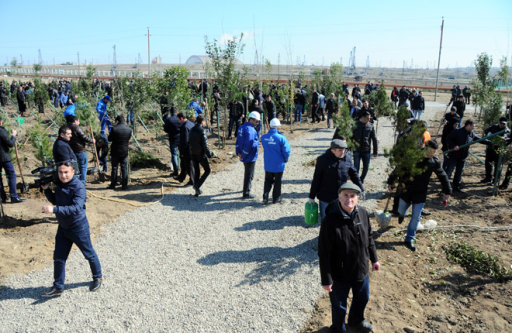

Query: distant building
<box><xmin>185</xmin><ymin>55</ymin><xmax>243</xmax><ymax>66</ymax></box>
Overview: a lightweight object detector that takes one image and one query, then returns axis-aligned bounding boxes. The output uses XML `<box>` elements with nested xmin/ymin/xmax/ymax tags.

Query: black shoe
<box><xmin>42</xmin><ymin>287</ymin><xmax>63</xmax><ymax>298</ymax></box>
<box><xmin>404</xmin><ymin>241</ymin><xmax>416</xmax><ymax>252</ymax></box>
<box><xmin>174</xmin><ymin>176</ymin><xmax>184</xmax><ymax>182</ymax></box>
<box><xmin>90</xmin><ymin>278</ymin><xmax>102</xmax><ymax>292</ymax></box>
<box><xmin>194</xmin><ymin>188</ymin><xmax>202</xmax><ymax>197</ymax></box>
<box><xmin>398</xmin><ymin>215</ymin><xmax>404</xmax><ymax>224</ymax></box>
<box><xmin>107</xmin><ymin>184</ymin><xmax>115</xmax><ymax>189</ymax></box>
<box><xmin>272</xmin><ymin>197</ymin><xmax>282</xmax><ymax>204</ymax></box>
<box><xmin>499</xmin><ymin>183</ymin><xmax>509</xmax><ymax>190</ymax></box>
<box><xmin>262</xmin><ymin>193</ymin><xmax>269</xmax><ymax>204</ymax></box>
<box><xmin>348</xmin><ymin>320</ymin><xmax>374</xmax><ymax>332</ymax></box>
<box><xmin>453</xmin><ymin>187</ymin><xmax>463</xmax><ymax>193</ymax></box>
<box><xmin>480</xmin><ymin>177</ymin><xmax>492</xmax><ymax>183</ymax></box>
<box><xmin>11</xmin><ymin>197</ymin><xmax>25</xmax><ymax>203</ymax></box>
<box><xmin>242</xmin><ymin>193</ymin><xmax>255</xmax><ymax>199</ymax></box>
<box><xmin>421</xmin><ymin>210</ymin><xmax>431</xmax><ymax>216</ymax></box>
<box><xmin>121</xmin><ymin>186</ymin><xmax>128</xmax><ymax>190</ymax></box>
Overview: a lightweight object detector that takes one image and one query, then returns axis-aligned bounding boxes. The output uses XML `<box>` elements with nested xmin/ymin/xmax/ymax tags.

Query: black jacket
<box><xmin>68</xmin><ymin>123</ymin><xmax>94</xmax><ymax>154</ymax></box>
<box><xmin>163</xmin><ymin>114</ymin><xmax>181</xmax><ymax>144</ymax></box>
<box><xmin>189</xmin><ymin>123</ymin><xmax>211</xmax><ymax>159</ymax></box>
<box><xmin>453</xmin><ymin>100</ymin><xmax>466</xmax><ymax>118</ymax></box>
<box><xmin>179</xmin><ymin>120</ymin><xmax>194</xmax><ymax>155</ymax></box>
<box><xmin>441</xmin><ymin>113</ymin><xmax>461</xmax><ymax>151</ymax></box>
<box><xmin>411</xmin><ymin>95</ymin><xmax>425</xmax><ymax>110</ymax></box>
<box><xmin>53</xmin><ymin>137</ymin><xmax>76</xmax><ymax>163</ymax></box>
<box><xmin>326</xmin><ymin>98</ymin><xmax>337</xmax><ymax>114</ymax></box>
<box><xmin>388</xmin><ymin>156</ymin><xmax>452</xmax><ymax>204</ymax></box>
<box><xmin>352</xmin><ymin>121</ymin><xmax>378</xmax><ymax>154</ymax></box>
<box><xmin>264</xmin><ymin>99</ymin><xmax>276</xmax><ymax>119</ymax></box>
<box><xmin>484</xmin><ymin>124</ymin><xmax>510</xmax><ymax>152</ymax></box>
<box><xmin>108</xmin><ymin>123</ymin><xmax>132</xmax><ymax>158</ymax></box>
<box><xmin>446</xmin><ymin>127</ymin><xmax>482</xmax><ymax>159</ymax></box>
<box><xmin>229</xmin><ymin>102</ymin><xmax>245</xmax><ymax>119</ymax></box>
<box><xmin>318</xmin><ymin>203</ymin><xmax>377</xmax><ymax>284</ymax></box>
<box><xmin>309</xmin><ymin>149</ymin><xmax>364</xmax><ymax>202</ymax></box>
<box><xmin>0</xmin><ymin>126</ymin><xmax>15</xmax><ymax>162</ymax></box>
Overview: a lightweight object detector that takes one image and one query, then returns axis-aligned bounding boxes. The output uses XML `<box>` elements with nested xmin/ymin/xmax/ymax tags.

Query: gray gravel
<box><xmin>0</xmin><ymin>103</ymin><xmax>445</xmax><ymax>332</ymax></box>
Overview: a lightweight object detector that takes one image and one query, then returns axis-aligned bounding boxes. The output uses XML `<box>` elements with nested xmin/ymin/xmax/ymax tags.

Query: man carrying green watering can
<box><xmin>308</xmin><ymin>139</ymin><xmax>364</xmax><ymax>223</ymax></box>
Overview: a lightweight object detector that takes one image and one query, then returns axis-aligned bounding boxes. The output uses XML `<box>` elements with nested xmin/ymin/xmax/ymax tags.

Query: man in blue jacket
<box><xmin>236</xmin><ymin>111</ymin><xmax>260</xmax><ymax>199</ymax></box>
<box><xmin>261</xmin><ymin>118</ymin><xmax>290</xmax><ymax>204</ymax></box>
<box><xmin>96</xmin><ymin>95</ymin><xmax>112</xmax><ymax>135</ymax></box>
<box><xmin>41</xmin><ymin>161</ymin><xmax>102</xmax><ymax>297</ymax></box>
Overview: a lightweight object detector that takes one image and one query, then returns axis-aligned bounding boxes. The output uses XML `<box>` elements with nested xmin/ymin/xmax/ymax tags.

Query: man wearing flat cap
<box><xmin>318</xmin><ymin>182</ymin><xmax>380</xmax><ymax>333</ymax></box>
<box><xmin>309</xmin><ymin>139</ymin><xmax>364</xmax><ymax>222</ymax></box>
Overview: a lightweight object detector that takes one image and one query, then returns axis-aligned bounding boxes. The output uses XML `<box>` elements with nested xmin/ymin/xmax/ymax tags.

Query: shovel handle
<box><xmin>89</xmin><ymin>124</ymin><xmax>101</xmax><ymax>167</ymax></box>
<box><xmin>14</xmin><ymin>142</ymin><xmax>26</xmax><ymax>184</ymax></box>
<box><xmin>383</xmin><ymin>194</ymin><xmax>392</xmax><ymax>213</ymax></box>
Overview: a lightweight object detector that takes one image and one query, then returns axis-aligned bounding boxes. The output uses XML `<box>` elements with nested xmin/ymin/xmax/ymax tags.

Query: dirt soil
<box><xmin>301</xmin><ymin>99</ymin><xmax>512</xmax><ymax>332</ymax></box>
<box><xmin>1</xmin><ymin>91</ymin><xmax>511</xmax><ymax>333</ymax></box>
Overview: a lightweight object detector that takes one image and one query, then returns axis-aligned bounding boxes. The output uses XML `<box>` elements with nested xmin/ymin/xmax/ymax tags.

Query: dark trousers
<box><xmin>329</xmin><ymin>276</ymin><xmax>370</xmax><ymax>333</ymax></box>
<box><xmin>228</xmin><ymin>117</ymin><xmax>241</xmax><ymax>138</ymax></box>
<box><xmin>53</xmin><ymin>223</ymin><xmax>102</xmax><ymax>290</ymax></box>
<box><xmin>443</xmin><ymin>157</ymin><xmax>466</xmax><ymax>190</ymax></box>
<box><xmin>0</xmin><ymin>161</ymin><xmax>19</xmax><ymax>200</ymax></box>
<box><xmin>243</xmin><ymin>162</ymin><xmax>256</xmax><ymax>195</ymax></box>
<box><xmin>502</xmin><ymin>164</ymin><xmax>512</xmax><ymax>187</ymax></box>
<box><xmin>111</xmin><ymin>155</ymin><xmax>129</xmax><ymax>188</ymax></box>
<box><xmin>353</xmin><ymin>151</ymin><xmax>371</xmax><ymax>183</ymax></box>
<box><xmin>177</xmin><ymin>153</ymin><xmax>192</xmax><ymax>182</ymax></box>
<box><xmin>484</xmin><ymin>149</ymin><xmax>498</xmax><ymax>179</ymax></box>
<box><xmin>191</xmin><ymin>156</ymin><xmax>211</xmax><ymax>190</ymax></box>
<box><xmin>263</xmin><ymin>171</ymin><xmax>283</xmax><ymax>202</ymax></box>
<box><xmin>312</xmin><ymin>105</ymin><xmax>321</xmax><ymax>122</ymax></box>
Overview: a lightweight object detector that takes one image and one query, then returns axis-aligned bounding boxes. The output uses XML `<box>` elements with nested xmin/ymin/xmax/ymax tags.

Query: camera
<box><xmin>32</xmin><ymin>159</ymin><xmax>57</xmax><ymax>187</ymax></box>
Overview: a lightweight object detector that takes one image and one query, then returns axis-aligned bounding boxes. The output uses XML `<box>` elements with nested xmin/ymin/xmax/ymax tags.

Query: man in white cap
<box><xmin>236</xmin><ymin>111</ymin><xmax>260</xmax><ymax>198</ymax></box>
<box><xmin>261</xmin><ymin>118</ymin><xmax>291</xmax><ymax>204</ymax></box>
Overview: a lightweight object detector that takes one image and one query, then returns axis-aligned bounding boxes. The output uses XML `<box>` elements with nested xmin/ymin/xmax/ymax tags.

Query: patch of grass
<box><xmin>129</xmin><ymin>152</ymin><xmax>167</xmax><ymax>170</ymax></box>
<box><xmin>444</xmin><ymin>241</ymin><xmax>512</xmax><ymax>282</ymax></box>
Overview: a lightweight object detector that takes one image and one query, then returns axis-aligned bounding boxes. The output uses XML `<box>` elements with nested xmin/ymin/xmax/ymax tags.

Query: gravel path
<box><xmin>0</xmin><ymin>103</ymin><xmax>444</xmax><ymax>332</ymax></box>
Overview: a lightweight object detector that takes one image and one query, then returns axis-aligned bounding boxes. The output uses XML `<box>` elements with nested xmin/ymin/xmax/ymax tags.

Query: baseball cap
<box><xmin>270</xmin><ymin>118</ymin><xmax>281</xmax><ymax>128</ymax></box>
<box><xmin>338</xmin><ymin>182</ymin><xmax>362</xmax><ymax>194</ymax></box>
<box><xmin>330</xmin><ymin>139</ymin><xmax>348</xmax><ymax>149</ymax></box>
<box><xmin>248</xmin><ymin>111</ymin><xmax>260</xmax><ymax>121</ymax></box>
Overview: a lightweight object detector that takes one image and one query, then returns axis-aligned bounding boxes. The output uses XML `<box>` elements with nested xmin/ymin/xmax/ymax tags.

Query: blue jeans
<box><xmin>169</xmin><ymin>141</ymin><xmax>179</xmax><ymax>173</ymax></box>
<box><xmin>443</xmin><ymin>157</ymin><xmax>466</xmax><ymax>189</ymax></box>
<box><xmin>53</xmin><ymin>223</ymin><xmax>102</xmax><ymax>290</ymax></box>
<box><xmin>413</xmin><ymin>109</ymin><xmax>422</xmax><ymax>119</ymax></box>
<box><xmin>329</xmin><ymin>276</ymin><xmax>370</xmax><ymax>332</ymax></box>
<box><xmin>319</xmin><ymin>200</ymin><xmax>329</xmax><ymax>223</ymax></box>
<box><xmin>294</xmin><ymin>104</ymin><xmax>303</xmax><ymax>122</ymax></box>
<box><xmin>75</xmin><ymin>152</ymin><xmax>88</xmax><ymax>184</ymax></box>
<box><xmin>0</xmin><ymin>161</ymin><xmax>19</xmax><ymax>200</ymax></box>
<box><xmin>398</xmin><ymin>198</ymin><xmax>425</xmax><ymax>242</ymax></box>
<box><xmin>353</xmin><ymin>151</ymin><xmax>371</xmax><ymax>182</ymax></box>
<box><xmin>126</xmin><ymin>107</ymin><xmax>134</xmax><ymax>126</ymax></box>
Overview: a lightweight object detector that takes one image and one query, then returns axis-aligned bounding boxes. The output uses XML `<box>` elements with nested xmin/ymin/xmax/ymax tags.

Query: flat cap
<box><xmin>330</xmin><ymin>139</ymin><xmax>347</xmax><ymax>149</ymax></box>
<box><xmin>338</xmin><ymin>182</ymin><xmax>362</xmax><ymax>193</ymax></box>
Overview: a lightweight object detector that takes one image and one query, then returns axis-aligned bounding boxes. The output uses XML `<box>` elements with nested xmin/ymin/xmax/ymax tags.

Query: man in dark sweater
<box><xmin>163</xmin><ymin>107</ymin><xmax>181</xmax><ymax>177</ymax></box>
<box><xmin>440</xmin><ymin>107</ymin><xmax>460</xmax><ymax>154</ymax></box>
<box><xmin>175</xmin><ymin>113</ymin><xmax>195</xmax><ymax>185</ymax></box>
<box><xmin>53</xmin><ymin>125</ymin><xmax>76</xmax><ymax>165</ymax></box>
<box><xmin>318</xmin><ymin>182</ymin><xmax>380</xmax><ymax>333</ymax></box>
<box><xmin>41</xmin><ymin>161</ymin><xmax>102</xmax><ymax>297</ymax></box>
<box><xmin>308</xmin><ymin>139</ymin><xmax>364</xmax><ymax>222</ymax></box>
<box><xmin>107</xmin><ymin>116</ymin><xmax>132</xmax><ymax>190</ymax></box>
<box><xmin>388</xmin><ymin>140</ymin><xmax>452</xmax><ymax>251</ymax></box>
<box><xmin>189</xmin><ymin>116</ymin><xmax>212</xmax><ymax>197</ymax></box>
<box><xmin>67</xmin><ymin>116</ymin><xmax>95</xmax><ymax>184</ymax></box>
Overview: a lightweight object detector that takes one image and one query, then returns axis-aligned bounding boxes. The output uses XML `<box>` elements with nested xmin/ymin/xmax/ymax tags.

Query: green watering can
<box><xmin>304</xmin><ymin>201</ymin><xmax>319</xmax><ymax>226</ymax></box>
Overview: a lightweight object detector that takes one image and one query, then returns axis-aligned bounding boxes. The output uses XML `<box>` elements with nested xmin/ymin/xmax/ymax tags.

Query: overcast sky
<box><xmin>1</xmin><ymin>0</ymin><xmax>511</xmax><ymax>68</ymax></box>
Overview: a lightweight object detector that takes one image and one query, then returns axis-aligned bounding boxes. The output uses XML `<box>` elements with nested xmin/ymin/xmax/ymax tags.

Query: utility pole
<box><xmin>434</xmin><ymin>17</ymin><xmax>444</xmax><ymax>101</ymax></box>
<box><xmin>77</xmin><ymin>52</ymin><xmax>80</xmax><ymax>71</ymax></box>
<box><xmin>38</xmin><ymin>49</ymin><xmax>43</xmax><ymax>65</ymax></box>
<box><xmin>146</xmin><ymin>27</ymin><xmax>151</xmax><ymax>77</ymax></box>
<box><xmin>112</xmin><ymin>45</ymin><xmax>117</xmax><ymax>73</ymax></box>
<box><xmin>278</xmin><ymin>53</ymin><xmax>280</xmax><ymax>80</ymax></box>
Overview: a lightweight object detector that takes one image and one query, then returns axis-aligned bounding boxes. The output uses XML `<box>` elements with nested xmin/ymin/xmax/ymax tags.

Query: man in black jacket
<box><xmin>16</xmin><ymin>86</ymin><xmax>27</xmax><ymax>117</ymax></box>
<box><xmin>318</xmin><ymin>182</ymin><xmax>380</xmax><ymax>333</ymax></box>
<box><xmin>264</xmin><ymin>94</ymin><xmax>276</xmax><ymax>123</ymax></box>
<box><xmin>228</xmin><ymin>100</ymin><xmax>244</xmax><ymax>140</ymax></box>
<box><xmin>388</xmin><ymin>141</ymin><xmax>451</xmax><ymax>251</ymax></box>
<box><xmin>308</xmin><ymin>139</ymin><xmax>364</xmax><ymax>222</ymax></box>
<box><xmin>310</xmin><ymin>89</ymin><xmax>320</xmax><ymax>123</ymax></box>
<box><xmin>67</xmin><ymin>116</ymin><xmax>95</xmax><ymax>184</ymax></box>
<box><xmin>163</xmin><ymin>107</ymin><xmax>181</xmax><ymax>177</ymax></box>
<box><xmin>189</xmin><ymin>116</ymin><xmax>212</xmax><ymax>197</ymax></box>
<box><xmin>440</xmin><ymin>107</ymin><xmax>460</xmax><ymax>153</ymax></box>
<box><xmin>325</xmin><ymin>93</ymin><xmax>338</xmax><ymax>128</ymax></box>
<box><xmin>411</xmin><ymin>91</ymin><xmax>425</xmax><ymax>120</ymax></box>
<box><xmin>482</xmin><ymin>117</ymin><xmax>510</xmax><ymax>183</ymax></box>
<box><xmin>0</xmin><ymin>82</ymin><xmax>7</xmax><ymax>107</ymax></box>
<box><xmin>175</xmin><ymin>113</ymin><xmax>194</xmax><ymax>185</ymax></box>
<box><xmin>53</xmin><ymin>125</ymin><xmax>76</xmax><ymax>165</ymax></box>
<box><xmin>107</xmin><ymin>116</ymin><xmax>132</xmax><ymax>190</ymax></box>
<box><xmin>351</xmin><ymin>112</ymin><xmax>378</xmax><ymax>183</ymax></box>
<box><xmin>444</xmin><ymin>120</ymin><xmax>484</xmax><ymax>192</ymax></box>
<box><xmin>0</xmin><ymin>116</ymin><xmax>24</xmax><ymax>203</ymax></box>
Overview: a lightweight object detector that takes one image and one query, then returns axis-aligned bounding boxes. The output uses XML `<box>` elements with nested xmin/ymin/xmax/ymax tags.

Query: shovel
<box><xmin>89</xmin><ymin>124</ymin><xmax>106</xmax><ymax>182</ymax></box>
<box><xmin>14</xmin><ymin>142</ymin><xmax>29</xmax><ymax>193</ymax></box>
<box><xmin>375</xmin><ymin>194</ymin><xmax>392</xmax><ymax>228</ymax></box>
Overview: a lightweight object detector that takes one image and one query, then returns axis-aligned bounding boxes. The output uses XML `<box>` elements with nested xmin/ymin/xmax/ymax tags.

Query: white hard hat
<box><xmin>248</xmin><ymin>111</ymin><xmax>260</xmax><ymax>121</ymax></box>
<box><xmin>270</xmin><ymin>118</ymin><xmax>281</xmax><ymax>128</ymax></box>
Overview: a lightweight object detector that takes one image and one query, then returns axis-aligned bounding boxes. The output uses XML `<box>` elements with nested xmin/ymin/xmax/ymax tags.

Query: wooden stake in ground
<box><xmin>89</xmin><ymin>124</ymin><xmax>105</xmax><ymax>182</ymax></box>
<box><xmin>14</xmin><ymin>142</ymin><xmax>29</xmax><ymax>193</ymax></box>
